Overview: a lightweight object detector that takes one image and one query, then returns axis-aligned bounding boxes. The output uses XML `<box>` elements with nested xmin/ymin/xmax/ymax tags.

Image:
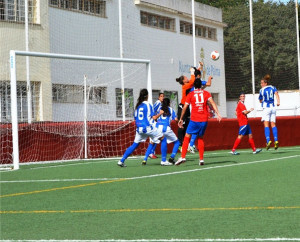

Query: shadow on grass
<box><xmin>182</xmin><ymin>160</ymin><xmax>238</xmax><ymax>167</ymax></box>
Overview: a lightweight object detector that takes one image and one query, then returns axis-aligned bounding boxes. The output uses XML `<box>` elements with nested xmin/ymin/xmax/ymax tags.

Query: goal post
<box><xmin>9</xmin><ymin>50</ymin><xmax>152</xmax><ymax>170</ymax></box>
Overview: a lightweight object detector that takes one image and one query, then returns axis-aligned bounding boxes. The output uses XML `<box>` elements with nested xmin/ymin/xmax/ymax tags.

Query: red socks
<box><xmin>197</xmin><ymin>138</ymin><xmax>204</xmax><ymax>160</ymax></box>
<box><xmin>181</xmin><ymin>136</ymin><xmax>190</xmax><ymax>158</ymax></box>
<box><xmin>248</xmin><ymin>138</ymin><xmax>256</xmax><ymax>151</ymax></box>
<box><xmin>232</xmin><ymin>138</ymin><xmax>241</xmax><ymax>151</ymax></box>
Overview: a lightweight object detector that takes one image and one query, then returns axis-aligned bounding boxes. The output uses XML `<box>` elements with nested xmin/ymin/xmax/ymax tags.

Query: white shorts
<box><xmin>261</xmin><ymin>107</ymin><xmax>276</xmax><ymax>123</ymax></box>
<box><xmin>157</xmin><ymin>125</ymin><xmax>178</xmax><ymax>144</ymax></box>
<box><xmin>134</xmin><ymin>127</ymin><xmax>163</xmax><ymax>144</ymax></box>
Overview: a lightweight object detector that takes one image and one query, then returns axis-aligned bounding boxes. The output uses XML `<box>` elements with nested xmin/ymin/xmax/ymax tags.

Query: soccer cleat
<box><xmin>192</xmin><ymin>145</ymin><xmax>198</xmax><ymax>152</ymax></box>
<box><xmin>175</xmin><ymin>157</ymin><xmax>186</xmax><ymax>166</ymax></box>
<box><xmin>230</xmin><ymin>151</ymin><xmax>240</xmax><ymax>155</ymax></box>
<box><xmin>188</xmin><ymin>144</ymin><xmax>195</xmax><ymax>154</ymax></box>
<box><xmin>199</xmin><ymin>160</ymin><xmax>204</xmax><ymax>166</ymax></box>
<box><xmin>168</xmin><ymin>157</ymin><xmax>175</xmax><ymax>164</ymax></box>
<box><xmin>161</xmin><ymin>161</ymin><xmax>173</xmax><ymax>166</ymax></box>
<box><xmin>266</xmin><ymin>141</ymin><xmax>272</xmax><ymax>150</ymax></box>
<box><xmin>253</xmin><ymin>148</ymin><xmax>262</xmax><ymax>154</ymax></box>
<box><xmin>274</xmin><ymin>141</ymin><xmax>279</xmax><ymax>150</ymax></box>
<box><xmin>117</xmin><ymin>161</ymin><xmax>127</xmax><ymax>167</ymax></box>
<box><xmin>141</xmin><ymin>160</ymin><xmax>147</xmax><ymax>165</ymax></box>
<box><xmin>149</xmin><ymin>154</ymin><xmax>158</xmax><ymax>159</ymax></box>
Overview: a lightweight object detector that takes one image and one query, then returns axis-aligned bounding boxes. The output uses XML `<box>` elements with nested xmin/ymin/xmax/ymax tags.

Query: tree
<box><xmin>198</xmin><ymin>0</ymin><xmax>299</xmax><ymax>97</ymax></box>
<box><xmin>195</xmin><ymin>0</ymin><xmax>248</xmax><ymax>9</ymax></box>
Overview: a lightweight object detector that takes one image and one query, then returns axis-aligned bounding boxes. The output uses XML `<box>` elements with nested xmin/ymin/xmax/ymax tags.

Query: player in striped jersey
<box><xmin>156</xmin><ymin>98</ymin><xmax>180</xmax><ymax>165</ymax></box>
<box><xmin>259</xmin><ymin>74</ymin><xmax>280</xmax><ymax>150</ymax></box>
<box><xmin>148</xmin><ymin>92</ymin><xmax>164</xmax><ymax>159</ymax></box>
<box><xmin>118</xmin><ymin>89</ymin><xmax>164</xmax><ymax>167</ymax></box>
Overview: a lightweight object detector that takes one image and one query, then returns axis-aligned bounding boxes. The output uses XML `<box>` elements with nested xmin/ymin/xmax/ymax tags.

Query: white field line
<box><xmin>1</xmin><ymin>237</ymin><xmax>300</xmax><ymax>241</ymax></box>
<box><xmin>1</xmin><ymin>146</ymin><xmax>299</xmax><ymax>172</ymax></box>
<box><xmin>1</xmin><ymin>154</ymin><xmax>299</xmax><ymax>184</ymax></box>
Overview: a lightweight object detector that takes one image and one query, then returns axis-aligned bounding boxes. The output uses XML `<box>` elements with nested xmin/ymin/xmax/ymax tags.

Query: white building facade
<box><xmin>1</xmin><ymin>0</ymin><xmax>227</xmax><ymax>122</ymax></box>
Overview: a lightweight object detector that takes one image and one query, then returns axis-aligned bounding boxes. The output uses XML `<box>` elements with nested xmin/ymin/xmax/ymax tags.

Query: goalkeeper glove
<box><xmin>190</xmin><ymin>67</ymin><xmax>195</xmax><ymax>75</ymax></box>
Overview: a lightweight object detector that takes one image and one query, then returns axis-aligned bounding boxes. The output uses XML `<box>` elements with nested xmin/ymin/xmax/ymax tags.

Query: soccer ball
<box><xmin>210</xmin><ymin>51</ymin><xmax>220</xmax><ymax>61</ymax></box>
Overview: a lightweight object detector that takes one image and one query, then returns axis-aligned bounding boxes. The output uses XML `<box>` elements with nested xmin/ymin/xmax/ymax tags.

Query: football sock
<box><xmin>181</xmin><ymin>136</ymin><xmax>191</xmax><ymax>158</ymax></box>
<box><xmin>264</xmin><ymin>127</ymin><xmax>270</xmax><ymax>143</ymax></box>
<box><xmin>160</xmin><ymin>138</ymin><xmax>167</xmax><ymax>162</ymax></box>
<box><xmin>171</xmin><ymin>140</ymin><xmax>180</xmax><ymax>158</ymax></box>
<box><xmin>189</xmin><ymin>134</ymin><xmax>197</xmax><ymax>147</ymax></box>
<box><xmin>150</xmin><ymin>143</ymin><xmax>157</xmax><ymax>155</ymax></box>
<box><xmin>121</xmin><ymin>142</ymin><xmax>139</xmax><ymax>162</ymax></box>
<box><xmin>272</xmin><ymin>126</ymin><xmax>278</xmax><ymax>141</ymax></box>
<box><xmin>144</xmin><ymin>143</ymin><xmax>155</xmax><ymax>161</ymax></box>
<box><xmin>232</xmin><ymin>137</ymin><xmax>241</xmax><ymax>151</ymax></box>
<box><xmin>197</xmin><ymin>138</ymin><xmax>204</xmax><ymax>160</ymax></box>
<box><xmin>248</xmin><ymin>138</ymin><xmax>256</xmax><ymax>151</ymax></box>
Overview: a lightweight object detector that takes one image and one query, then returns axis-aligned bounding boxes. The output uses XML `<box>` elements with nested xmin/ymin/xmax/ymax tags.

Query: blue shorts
<box><xmin>238</xmin><ymin>125</ymin><xmax>252</xmax><ymax>136</ymax></box>
<box><xmin>186</xmin><ymin>121</ymin><xmax>208</xmax><ymax>137</ymax></box>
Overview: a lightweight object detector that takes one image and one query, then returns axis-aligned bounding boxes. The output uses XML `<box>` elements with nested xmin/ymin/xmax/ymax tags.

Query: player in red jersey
<box><xmin>230</xmin><ymin>93</ymin><xmax>262</xmax><ymax>155</ymax></box>
<box><xmin>175</xmin><ymin>79</ymin><xmax>222</xmax><ymax>166</ymax></box>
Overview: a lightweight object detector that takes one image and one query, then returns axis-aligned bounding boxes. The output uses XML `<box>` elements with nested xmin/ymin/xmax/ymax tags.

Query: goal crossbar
<box><xmin>9</xmin><ymin>50</ymin><xmax>152</xmax><ymax>170</ymax></box>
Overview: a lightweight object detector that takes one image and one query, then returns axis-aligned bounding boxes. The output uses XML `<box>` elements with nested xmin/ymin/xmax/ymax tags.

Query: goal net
<box><xmin>5</xmin><ymin>51</ymin><xmax>151</xmax><ymax>169</ymax></box>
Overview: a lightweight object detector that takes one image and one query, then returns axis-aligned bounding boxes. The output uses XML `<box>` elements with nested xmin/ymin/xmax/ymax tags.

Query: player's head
<box><xmin>136</xmin><ymin>89</ymin><xmax>148</xmax><ymax>109</ymax></box>
<box><xmin>194</xmin><ymin>78</ymin><xmax>202</xmax><ymax>89</ymax></box>
<box><xmin>161</xmin><ymin>98</ymin><xmax>171</xmax><ymax>116</ymax></box>
<box><xmin>239</xmin><ymin>92</ymin><xmax>246</xmax><ymax>102</ymax></box>
<box><xmin>176</xmin><ymin>75</ymin><xmax>189</xmax><ymax>85</ymax></box>
<box><xmin>158</xmin><ymin>92</ymin><xmax>164</xmax><ymax>102</ymax></box>
<box><xmin>193</xmin><ymin>67</ymin><xmax>201</xmax><ymax>78</ymax></box>
<box><xmin>261</xmin><ymin>74</ymin><xmax>271</xmax><ymax>87</ymax></box>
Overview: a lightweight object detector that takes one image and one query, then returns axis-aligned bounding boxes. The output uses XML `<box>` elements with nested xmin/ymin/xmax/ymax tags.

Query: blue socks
<box><xmin>161</xmin><ymin>138</ymin><xmax>167</xmax><ymax>162</ymax></box>
<box><xmin>121</xmin><ymin>142</ymin><xmax>139</xmax><ymax>162</ymax></box>
<box><xmin>264</xmin><ymin>127</ymin><xmax>270</xmax><ymax>143</ymax></box>
<box><xmin>144</xmin><ymin>143</ymin><xmax>155</xmax><ymax>161</ymax></box>
<box><xmin>265</xmin><ymin>126</ymin><xmax>279</xmax><ymax>143</ymax></box>
<box><xmin>170</xmin><ymin>140</ymin><xmax>180</xmax><ymax>159</ymax></box>
<box><xmin>150</xmin><ymin>143</ymin><xmax>157</xmax><ymax>155</ymax></box>
<box><xmin>190</xmin><ymin>134</ymin><xmax>197</xmax><ymax>147</ymax></box>
<box><xmin>272</xmin><ymin>127</ymin><xmax>278</xmax><ymax>141</ymax></box>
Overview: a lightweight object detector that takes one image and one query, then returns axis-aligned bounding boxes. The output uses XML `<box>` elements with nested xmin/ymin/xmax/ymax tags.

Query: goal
<box><xmin>7</xmin><ymin>50</ymin><xmax>152</xmax><ymax>170</ymax></box>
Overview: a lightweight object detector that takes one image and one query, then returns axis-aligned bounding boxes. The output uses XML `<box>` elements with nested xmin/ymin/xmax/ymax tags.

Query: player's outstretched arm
<box><xmin>208</xmin><ymin>98</ymin><xmax>222</xmax><ymax>122</ymax></box>
<box><xmin>205</xmin><ymin>76</ymin><xmax>213</xmax><ymax>87</ymax></box>
<box><xmin>178</xmin><ymin>104</ymin><xmax>189</xmax><ymax>128</ymax></box>
<box><xmin>275</xmin><ymin>92</ymin><xmax>280</xmax><ymax>106</ymax></box>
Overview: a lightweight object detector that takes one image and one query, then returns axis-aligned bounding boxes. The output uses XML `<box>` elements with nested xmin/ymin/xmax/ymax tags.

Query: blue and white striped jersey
<box><xmin>153</xmin><ymin>100</ymin><xmax>162</xmax><ymax>115</ymax></box>
<box><xmin>259</xmin><ymin>85</ymin><xmax>278</xmax><ymax>108</ymax></box>
<box><xmin>134</xmin><ymin>101</ymin><xmax>155</xmax><ymax>133</ymax></box>
<box><xmin>156</xmin><ymin>107</ymin><xmax>177</xmax><ymax>132</ymax></box>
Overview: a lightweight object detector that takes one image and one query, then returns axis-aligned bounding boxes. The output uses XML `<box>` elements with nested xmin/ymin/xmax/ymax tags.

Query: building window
<box><xmin>180</xmin><ymin>21</ymin><xmax>217</xmax><ymax>41</ymax></box>
<box><xmin>115</xmin><ymin>88</ymin><xmax>134</xmax><ymax>118</ymax></box>
<box><xmin>0</xmin><ymin>0</ymin><xmax>37</xmax><ymax>23</ymax></box>
<box><xmin>140</xmin><ymin>11</ymin><xmax>175</xmax><ymax>31</ymax></box>
<box><xmin>0</xmin><ymin>81</ymin><xmax>40</xmax><ymax>122</ymax></box>
<box><xmin>88</xmin><ymin>86</ymin><xmax>107</xmax><ymax>104</ymax></box>
<box><xmin>49</xmin><ymin>0</ymin><xmax>106</xmax><ymax>18</ymax></box>
<box><xmin>52</xmin><ymin>84</ymin><xmax>107</xmax><ymax>104</ymax></box>
<box><xmin>211</xmin><ymin>93</ymin><xmax>219</xmax><ymax>105</ymax></box>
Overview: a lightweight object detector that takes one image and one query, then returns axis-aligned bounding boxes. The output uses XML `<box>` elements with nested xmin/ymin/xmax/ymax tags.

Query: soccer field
<box><xmin>1</xmin><ymin>146</ymin><xmax>300</xmax><ymax>241</ymax></box>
